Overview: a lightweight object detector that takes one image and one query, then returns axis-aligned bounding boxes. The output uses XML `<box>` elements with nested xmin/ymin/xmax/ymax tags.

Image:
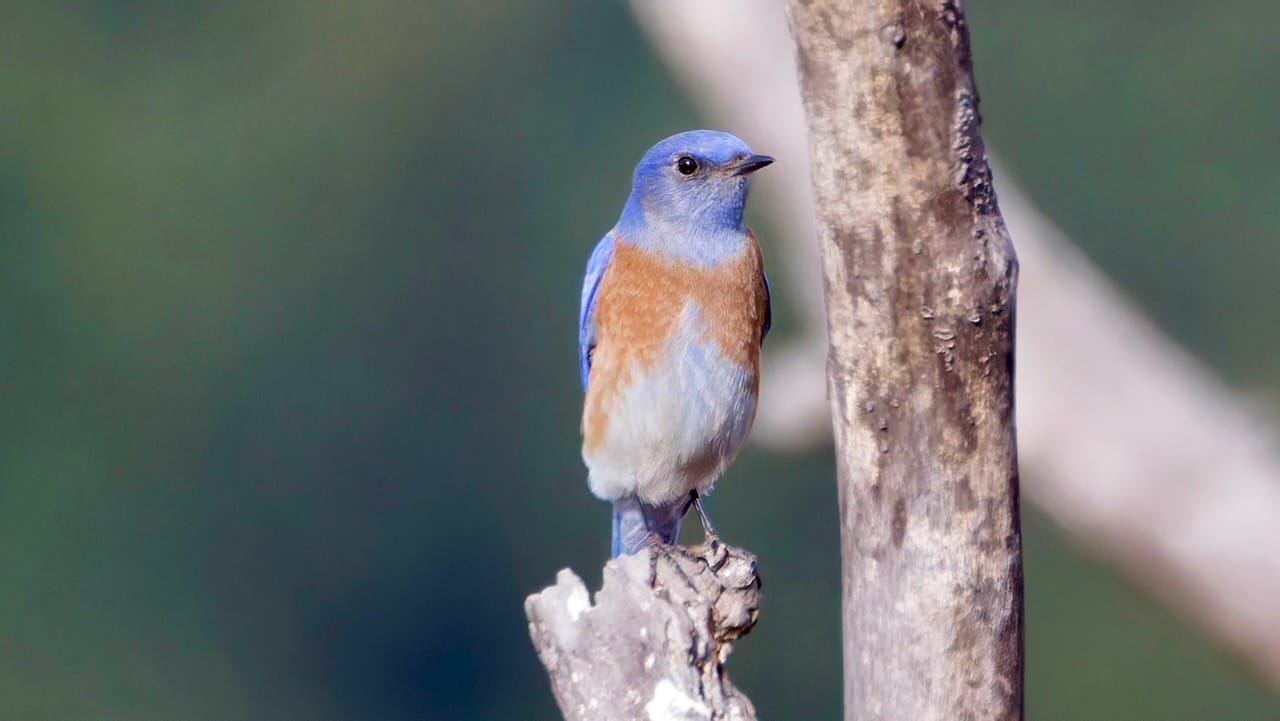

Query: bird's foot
<box><xmin>631</xmin><ymin>531</ymin><xmax>672</xmax><ymax>552</ymax></box>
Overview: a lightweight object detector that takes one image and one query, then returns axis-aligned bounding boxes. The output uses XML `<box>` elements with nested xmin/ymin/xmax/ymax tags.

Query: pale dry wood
<box><xmin>633</xmin><ymin>0</ymin><xmax>1280</xmax><ymax>692</ymax></box>
<box><xmin>525</xmin><ymin>541</ymin><xmax>761</xmax><ymax>721</ymax></box>
<box><xmin>787</xmin><ymin>1</ymin><xmax>1024</xmax><ymax>720</ymax></box>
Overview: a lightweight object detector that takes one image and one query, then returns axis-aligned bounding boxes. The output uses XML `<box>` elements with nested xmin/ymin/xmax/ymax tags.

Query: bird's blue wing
<box><xmin>579</xmin><ymin>233</ymin><xmax>616</xmax><ymax>390</ymax></box>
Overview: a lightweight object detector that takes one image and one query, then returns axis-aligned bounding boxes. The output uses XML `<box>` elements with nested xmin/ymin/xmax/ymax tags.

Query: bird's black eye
<box><xmin>676</xmin><ymin>156</ymin><xmax>698</xmax><ymax>175</ymax></box>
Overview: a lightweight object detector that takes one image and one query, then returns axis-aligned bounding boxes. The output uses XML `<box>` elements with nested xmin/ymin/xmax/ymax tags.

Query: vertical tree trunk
<box><xmin>785</xmin><ymin>2</ymin><xmax>1023</xmax><ymax>720</ymax></box>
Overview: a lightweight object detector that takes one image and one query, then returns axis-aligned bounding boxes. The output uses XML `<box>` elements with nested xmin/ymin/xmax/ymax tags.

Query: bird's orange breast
<box><xmin>582</xmin><ymin>234</ymin><xmax>769</xmax><ymax>453</ymax></box>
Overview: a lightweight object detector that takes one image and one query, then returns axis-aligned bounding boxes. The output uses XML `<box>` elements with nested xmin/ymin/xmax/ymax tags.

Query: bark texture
<box><xmin>525</xmin><ymin>541</ymin><xmax>760</xmax><ymax>721</ymax></box>
<box><xmin>786</xmin><ymin>1</ymin><xmax>1023</xmax><ymax>719</ymax></box>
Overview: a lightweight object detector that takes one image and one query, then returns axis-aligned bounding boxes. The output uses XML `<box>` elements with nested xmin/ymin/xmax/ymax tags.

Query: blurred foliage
<box><xmin>0</xmin><ymin>1</ymin><xmax>1275</xmax><ymax>719</ymax></box>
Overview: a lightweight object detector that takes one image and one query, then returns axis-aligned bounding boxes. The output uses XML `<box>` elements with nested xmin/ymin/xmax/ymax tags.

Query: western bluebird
<box><xmin>578</xmin><ymin>130</ymin><xmax>773</xmax><ymax>557</ymax></box>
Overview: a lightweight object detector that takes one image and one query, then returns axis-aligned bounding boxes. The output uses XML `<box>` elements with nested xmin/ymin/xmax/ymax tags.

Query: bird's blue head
<box><xmin>618</xmin><ymin>130</ymin><xmax>773</xmax><ymax>240</ymax></box>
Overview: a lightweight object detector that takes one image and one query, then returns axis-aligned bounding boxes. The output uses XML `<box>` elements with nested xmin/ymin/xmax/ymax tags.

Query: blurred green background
<box><xmin>2</xmin><ymin>1</ymin><xmax>1277</xmax><ymax>719</ymax></box>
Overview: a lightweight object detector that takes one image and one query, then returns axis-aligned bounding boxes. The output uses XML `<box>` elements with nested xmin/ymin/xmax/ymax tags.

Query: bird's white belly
<box><xmin>584</xmin><ymin>326</ymin><xmax>758</xmax><ymax>505</ymax></box>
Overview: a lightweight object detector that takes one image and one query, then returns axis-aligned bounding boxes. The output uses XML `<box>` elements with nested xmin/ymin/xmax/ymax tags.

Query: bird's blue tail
<box><xmin>611</xmin><ymin>495</ymin><xmax>686</xmax><ymax>558</ymax></box>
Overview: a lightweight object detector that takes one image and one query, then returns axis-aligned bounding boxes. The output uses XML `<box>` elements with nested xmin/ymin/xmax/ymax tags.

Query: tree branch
<box><xmin>525</xmin><ymin>541</ymin><xmax>761</xmax><ymax>721</ymax></box>
<box><xmin>786</xmin><ymin>1</ymin><xmax>1024</xmax><ymax>718</ymax></box>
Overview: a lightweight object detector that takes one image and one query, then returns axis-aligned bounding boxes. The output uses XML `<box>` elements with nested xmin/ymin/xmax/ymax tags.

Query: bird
<box><xmin>578</xmin><ymin>129</ymin><xmax>773</xmax><ymax>558</ymax></box>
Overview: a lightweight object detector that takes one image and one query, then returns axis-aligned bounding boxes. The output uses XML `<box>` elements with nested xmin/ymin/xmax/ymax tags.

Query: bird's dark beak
<box><xmin>731</xmin><ymin>154</ymin><xmax>775</xmax><ymax>176</ymax></box>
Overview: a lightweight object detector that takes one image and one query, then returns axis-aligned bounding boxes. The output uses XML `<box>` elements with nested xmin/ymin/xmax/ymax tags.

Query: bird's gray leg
<box><xmin>688</xmin><ymin>490</ymin><xmax>717</xmax><ymax>539</ymax></box>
